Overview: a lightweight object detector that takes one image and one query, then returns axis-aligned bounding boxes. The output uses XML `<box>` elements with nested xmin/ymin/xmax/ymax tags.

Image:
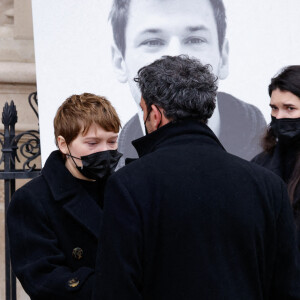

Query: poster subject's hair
<box><xmin>109</xmin><ymin>0</ymin><xmax>227</xmax><ymax>57</ymax></box>
<box><xmin>134</xmin><ymin>55</ymin><xmax>218</xmax><ymax>123</ymax></box>
<box><xmin>54</xmin><ymin>93</ymin><xmax>121</xmax><ymax>146</ymax></box>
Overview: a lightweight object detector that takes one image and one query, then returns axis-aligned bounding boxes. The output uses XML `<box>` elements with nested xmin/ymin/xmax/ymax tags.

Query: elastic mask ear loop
<box><xmin>66</xmin><ymin>144</ymin><xmax>82</xmax><ymax>169</ymax></box>
<box><xmin>144</xmin><ymin>109</ymin><xmax>151</xmax><ymax>126</ymax></box>
<box><xmin>155</xmin><ymin>105</ymin><xmax>162</xmax><ymax>129</ymax></box>
<box><xmin>144</xmin><ymin>108</ymin><xmax>152</xmax><ymax>135</ymax></box>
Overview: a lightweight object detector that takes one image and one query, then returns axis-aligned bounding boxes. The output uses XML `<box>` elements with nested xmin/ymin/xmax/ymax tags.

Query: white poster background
<box><xmin>32</xmin><ymin>0</ymin><xmax>300</xmax><ymax>164</ymax></box>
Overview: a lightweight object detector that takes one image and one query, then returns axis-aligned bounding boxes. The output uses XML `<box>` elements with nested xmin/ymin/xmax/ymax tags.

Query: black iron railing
<box><xmin>0</xmin><ymin>92</ymin><xmax>41</xmax><ymax>300</ymax></box>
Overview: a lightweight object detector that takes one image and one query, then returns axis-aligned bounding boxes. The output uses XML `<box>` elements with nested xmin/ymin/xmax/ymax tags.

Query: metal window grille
<box><xmin>0</xmin><ymin>92</ymin><xmax>41</xmax><ymax>300</ymax></box>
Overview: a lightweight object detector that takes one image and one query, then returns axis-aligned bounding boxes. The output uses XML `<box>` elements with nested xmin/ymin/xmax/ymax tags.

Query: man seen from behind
<box><xmin>93</xmin><ymin>55</ymin><xmax>300</xmax><ymax>300</ymax></box>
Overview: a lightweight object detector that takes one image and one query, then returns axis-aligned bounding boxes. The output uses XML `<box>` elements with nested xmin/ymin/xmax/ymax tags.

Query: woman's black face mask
<box><xmin>67</xmin><ymin>149</ymin><xmax>123</xmax><ymax>180</ymax></box>
<box><xmin>270</xmin><ymin>116</ymin><xmax>300</xmax><ymax>144</ymax></box>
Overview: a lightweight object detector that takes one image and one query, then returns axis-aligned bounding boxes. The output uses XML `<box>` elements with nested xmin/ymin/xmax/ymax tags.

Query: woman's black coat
<box><xmin>252</xmin><ymin>150</ymin><xmax>300</xmax><ymax>249</ymax></box>
<box><xmin>7</xmin><ymin>150</ymin><xmax>103</xmax><ymax>299</ymax></box>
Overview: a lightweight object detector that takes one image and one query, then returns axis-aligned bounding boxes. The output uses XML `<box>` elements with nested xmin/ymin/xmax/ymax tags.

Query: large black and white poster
<box><xmin>32</xmin><ymin>0</ymin><xmax>300</xmax><ymax>164</ymax></box>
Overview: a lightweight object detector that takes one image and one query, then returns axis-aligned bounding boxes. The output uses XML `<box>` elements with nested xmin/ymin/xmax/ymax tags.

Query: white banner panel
<box><xmin>32</xmin><ymin>0</ymin><xmax>300</xmax><ymax>164</ymax></box>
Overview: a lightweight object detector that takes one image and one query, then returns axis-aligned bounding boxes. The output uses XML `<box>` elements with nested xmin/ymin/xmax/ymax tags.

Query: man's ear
<box><xmin>57</xmin><ymin>135</ymin><xmax>68</xmax><ymax>155</ymax></box>
<box><xmin>218</xmin><ymin>38</ymin><xmax>229</xmax><ymax>80</ymax></box>
<box><xmin>149</xmin><ymin>104</ymin><xmax>163</xmax><ymax>130</ymax></box>
<box><xmin>111</xmin><ymin>43</ymin><xmax>128</xmax><ymax>83</ymax></box>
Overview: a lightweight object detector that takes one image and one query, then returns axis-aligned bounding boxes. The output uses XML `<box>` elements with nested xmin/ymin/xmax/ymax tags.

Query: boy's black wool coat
<box><xmin>7</xmin><ymin>150</ymin><xmax>103</xmax><ymax>299</ymax></box>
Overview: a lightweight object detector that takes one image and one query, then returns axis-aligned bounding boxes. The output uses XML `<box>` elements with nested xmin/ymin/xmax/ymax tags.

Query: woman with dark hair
<box><xmin>252</xmin><ymin>65</ymin><xmax>300</xmax><ymax>249</ymax></box>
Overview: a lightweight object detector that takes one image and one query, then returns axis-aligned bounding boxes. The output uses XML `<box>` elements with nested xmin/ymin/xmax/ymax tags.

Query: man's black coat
<box><xmin>94</xmin><ymin>119</ymin><xmax>300</xmax><ymax>300</ymax></box>
<box><xmin>7</xmin><ymin>150</ymin><xmax>103</xmax><ymax>299</ymax></box>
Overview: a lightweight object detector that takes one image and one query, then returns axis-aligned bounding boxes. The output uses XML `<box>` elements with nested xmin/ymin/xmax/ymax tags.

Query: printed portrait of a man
<box><xmin>109</xmin><ymin>0</ymin><xmax>267</xmax><ymax>167</ymax></box>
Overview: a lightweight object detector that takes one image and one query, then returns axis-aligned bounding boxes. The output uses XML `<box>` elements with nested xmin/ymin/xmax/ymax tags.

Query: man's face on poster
<box><xmin>112</xmin><ymin>0</ymin><xmax>229</xmax><ymax>106</ymax></box>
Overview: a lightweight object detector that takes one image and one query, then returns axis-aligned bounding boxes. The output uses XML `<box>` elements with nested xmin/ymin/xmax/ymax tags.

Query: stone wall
<box><xmin>0</xmin><ymin>0</ymin><xmax>38</xmax><ymax>299</ymax></box>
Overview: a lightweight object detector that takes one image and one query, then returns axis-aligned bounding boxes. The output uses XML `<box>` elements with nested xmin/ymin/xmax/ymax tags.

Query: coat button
<box><xmin>72</xmin><ymin>247</ymin><xmax>83</xmax><ymax>260</ymax></box>
<box><xmin>68</xmin><ymin>278</ymin><xmax>80</xmax><ymax>288</ymax></box>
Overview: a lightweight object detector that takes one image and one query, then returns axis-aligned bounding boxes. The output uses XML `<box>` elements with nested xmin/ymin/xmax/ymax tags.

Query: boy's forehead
<box><xmin>79</xmin><ymin>123</ymin><xmax>101</xmax><ymax>136</ymax></box>
<box><xmin>80</xmin><ymin>123</ymin><xmax>118</xmax><ymax>137</ymax></box>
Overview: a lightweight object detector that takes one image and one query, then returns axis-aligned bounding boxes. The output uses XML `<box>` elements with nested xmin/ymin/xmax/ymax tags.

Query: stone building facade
<box><xmin>0</xmin><ymin>0</ymin><xmax>39</xmax><ymax>299</ymax></box>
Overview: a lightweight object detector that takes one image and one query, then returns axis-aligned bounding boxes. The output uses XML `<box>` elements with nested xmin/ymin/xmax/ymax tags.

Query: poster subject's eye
<box><xmin>140</xmin><ymin>39</ymin><xmax>165</xmax><ymax>47</ymax></box>
<box><xmin>184</xmin><ymin>36</ymin><xmax>207</xmax><ymax>45</ymax></box>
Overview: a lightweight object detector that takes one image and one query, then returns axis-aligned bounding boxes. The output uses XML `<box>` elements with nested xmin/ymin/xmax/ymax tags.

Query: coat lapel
<box><xmin>63</xmin><ymin>192</ymin><xmax>103</xmax><ymax>239</ymax></box>
<box><xmin>42</xmin><ymin>151</ymin><xmax>103</xmax><ymax>239</ymax></box>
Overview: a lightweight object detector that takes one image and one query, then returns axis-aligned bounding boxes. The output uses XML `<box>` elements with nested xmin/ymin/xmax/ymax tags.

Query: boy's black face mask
<box><xmin>270</xmin><ymin>116</ymin><xmax>300</xmax><ymax>144</ymax></box>
<box><xmin>67</xmin><ymin>149</ymin><xmax>123</xmax><ymax>180</ymax></box>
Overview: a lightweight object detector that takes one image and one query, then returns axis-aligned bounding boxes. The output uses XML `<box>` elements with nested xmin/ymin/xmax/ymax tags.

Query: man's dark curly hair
<box><xmin>134</xmin><ymin>55</ymin><xmax>218</xmax><ymax>123</ymax></box>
